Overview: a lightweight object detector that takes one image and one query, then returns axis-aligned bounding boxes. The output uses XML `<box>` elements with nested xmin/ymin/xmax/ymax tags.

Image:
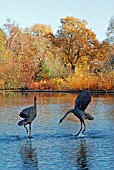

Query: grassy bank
<box><xmin>28</xmin><ymin>72</ymin><xmax>114</xmax><ymax>92</ymax></box>
<box><xmin>0</xmin><ymin>71</ymin><xmax>113</xmax><ymax>93</ymax></box>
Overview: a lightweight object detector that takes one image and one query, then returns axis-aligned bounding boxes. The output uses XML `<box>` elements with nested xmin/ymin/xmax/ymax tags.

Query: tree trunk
<box><xmin>71</xmin><ymin>64</ymin><xmax>75</xmax><ymax>72</ymax></box>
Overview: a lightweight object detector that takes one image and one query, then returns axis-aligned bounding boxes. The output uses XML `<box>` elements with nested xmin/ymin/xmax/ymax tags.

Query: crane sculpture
<box><xmin>18</xmin><ymin>96</ymin><xmax>37</xmax><ymax>138</ymax></box>
<box><xmin>59</xmin><ymin>90</ymin><xmax>94</xmax><ymax>136</ymax></box>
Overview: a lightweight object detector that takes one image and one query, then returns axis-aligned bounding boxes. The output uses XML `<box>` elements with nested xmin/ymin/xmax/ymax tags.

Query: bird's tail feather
<box><xmin>85</xmin><ymin>113</ymin><xmax>94</xmax><ymax>120</ymax></box>
<box><xmin>18</xmin><ymin>117</ymin><xmax>29</xmax><ymax>126</ymax></box>
<box><xmin>18</xmin><ymin>120</ymin><xmax>25</xmax><ymax>126</ymax></box>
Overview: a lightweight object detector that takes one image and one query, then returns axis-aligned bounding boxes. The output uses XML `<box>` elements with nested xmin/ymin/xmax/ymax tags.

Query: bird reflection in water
<box><xmin>19</xmin><ymin>139</ymin><xmax>39</xmax><ymax>170</ymax></box>
<box><xmin>76</xmin><ymin>140</ymin><xmax>89</xmax><ymax>170</ymax></box>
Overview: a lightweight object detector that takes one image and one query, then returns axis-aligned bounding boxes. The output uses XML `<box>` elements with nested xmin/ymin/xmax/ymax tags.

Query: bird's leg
<box><xmin>75</xmin><ymin>121</ymin><xmax>83</xmax><ymax>136</ymax></box>
<box><xmin>29</xmin><ymin>123</ymin><xmax>33</xmax><ymax>138</ymax></box>
<box><xmin>24</xmin><ymin>125</ymin><xmax>28</xmax><ymax>134</ymax></box>
<box><xmin>82</xmin><ymin>121</ymin><xmax>86</xmax><ymax>134</ymax></box>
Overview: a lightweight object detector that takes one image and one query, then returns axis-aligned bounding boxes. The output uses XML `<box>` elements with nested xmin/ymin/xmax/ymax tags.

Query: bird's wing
<box><xmin>75</xmin><ymin>91</ymin><xmax>91</xmax><ymax>111</ymax></box>
<box><xmin>20</xmin><ymin>106</ymin><xmax>34</xmax><ymax>117</ymax></box>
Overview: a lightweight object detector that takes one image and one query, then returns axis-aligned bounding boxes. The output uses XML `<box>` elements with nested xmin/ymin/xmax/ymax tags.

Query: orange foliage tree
<box><xmin>31</xmin><ymin>23</ymin><xmax>67</xmax><ymax>80</ymax></box>
<box><xmin>0</xmin><ymin>27</ymin><xmax>22</xmax><ymax>89</ymax></box>
<box><xmin>0</xmin><ymin>17</ymin><xmax>112</xmax><ymax>90</ymax></box>
<box><xmin>56</xmin><ymin>16</ymin><xmax>110</xmax><ymax>72</ymax></box>
<box><xmin>3</xmin><ymin>19</ymin><xmax>39</xmax><ymax>88</ymax></box>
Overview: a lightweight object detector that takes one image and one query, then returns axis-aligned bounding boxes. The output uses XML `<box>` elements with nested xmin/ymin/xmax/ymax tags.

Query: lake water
<box><xmin>0</xmin><ymin>92</ymin><xmax>114</xmax><ymax>170</ymax></box>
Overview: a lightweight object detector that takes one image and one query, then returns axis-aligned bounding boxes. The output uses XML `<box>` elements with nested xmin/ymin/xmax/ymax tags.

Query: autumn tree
<box><xmin>31</xmin><ymin>24</ymin><xmax>68</xmax><ymax>80</ymax></box>
<box><xmin>105</xmin><ymin>15</ymin><xmax>114</xmax><ymax>45</ymax></box>
<box><xmin>0</xmin><ymin>17</ymin><xmax>113</xmax><ymax>90</ymax></box>
<box><xmin>15</xmin><ymin>29</ymin><xmax>39</xmax><ymax>88</ymax></box>
<box><xmin>32</xmin><ymin>23</ymin><xmax>53</xmax><ymax>36</ymax></box>
<box><xmin>3</xmin><ymin>19</ymin><xmax>38</xmax><ymax>88</ymax></box>
<box><xmin>0</xmin><ymin>27</ymin><xmax>23</xmax><ymax>89</ymax></box>
<box><xmin>0</xmin><ymin>28</ymin><xmax>7</xmax><ymax>88</ymax></box>
<box><xmin>105</xmin><ymin>15</ymin><xmax>114</xmax><ymax>71</ymax></box>
<box><xmin>0</xmin><ymin>28</ymin><xmax>7</xmax><ymax>60</ymax></box>
<box><xmin>56</xmin><ymin>16</ymin><xmax>109</xmax><ymax>72</ymax></box>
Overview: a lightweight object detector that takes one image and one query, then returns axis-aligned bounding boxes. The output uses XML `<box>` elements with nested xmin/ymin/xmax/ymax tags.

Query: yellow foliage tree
<box><xmin>56</xmin><ymin>16</ymin><xmax>110</xmax><ymax>72</ymax></box>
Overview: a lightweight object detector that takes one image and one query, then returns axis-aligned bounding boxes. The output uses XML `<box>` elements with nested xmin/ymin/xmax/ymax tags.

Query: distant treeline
<box><xmin>0</xmin><ymin>16</ymin><xmax>114</xmax><ymax>90</ymax></box>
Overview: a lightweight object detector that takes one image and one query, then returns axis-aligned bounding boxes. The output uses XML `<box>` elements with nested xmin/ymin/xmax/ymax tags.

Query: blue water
<box><xmin>0</xmin><ymin>92</ymin><xmax>114</xmax><ymax>170</ymax></box>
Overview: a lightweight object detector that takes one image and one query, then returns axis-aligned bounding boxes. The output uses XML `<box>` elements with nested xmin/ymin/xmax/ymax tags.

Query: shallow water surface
<box><xmin>0</xmin><ymin>92</ymin><xmax>114</xmax><ymax>170</ymax></box>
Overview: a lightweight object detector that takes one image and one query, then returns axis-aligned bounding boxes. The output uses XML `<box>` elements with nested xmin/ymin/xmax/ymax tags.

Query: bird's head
<box><xmin>58</xmin><ymin>118</ymin><xmax>63</xmax><ymax>125</ymax></box>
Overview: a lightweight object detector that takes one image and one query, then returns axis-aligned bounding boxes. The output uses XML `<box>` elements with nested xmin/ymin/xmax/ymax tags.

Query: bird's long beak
<box><xmin>58</xmin><ymin>119</ymin><xmax>62</xmax><ymax>125</ymax></box>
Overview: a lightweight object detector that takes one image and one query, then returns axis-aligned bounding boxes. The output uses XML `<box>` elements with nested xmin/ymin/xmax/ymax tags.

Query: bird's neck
<box><xmin>34</xmin><ymin>101</ymin><xmax>37</xmax><ymax>109</ymax></box>
<box><xmin>34</xmin><ymin>103</ymin><xmax>37</xmax><ymax>116</ymax></box>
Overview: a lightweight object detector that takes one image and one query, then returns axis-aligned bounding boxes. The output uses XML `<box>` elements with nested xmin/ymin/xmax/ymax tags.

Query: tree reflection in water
<box><xmin>19</xmin><ymin>139</ymin><xmax>38</xmax><ymax>170</ymax></box>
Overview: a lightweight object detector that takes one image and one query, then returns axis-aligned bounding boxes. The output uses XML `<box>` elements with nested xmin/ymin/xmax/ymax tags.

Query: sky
<box><xmin>0</xmin><ymin>0</ymin><xmax>114</xmax><ymax>41</ymax></box>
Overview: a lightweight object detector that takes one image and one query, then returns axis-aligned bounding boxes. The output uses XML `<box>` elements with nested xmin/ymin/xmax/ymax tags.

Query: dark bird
<box><xmin>18</xmin><ymin>96</ymin><xmax>37</xmax><ymax>138</ymax></box>
<box><xmin>59</xmin><ymin>90</ymin><xmax>94</xmax><ymax>136</ymax></box>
